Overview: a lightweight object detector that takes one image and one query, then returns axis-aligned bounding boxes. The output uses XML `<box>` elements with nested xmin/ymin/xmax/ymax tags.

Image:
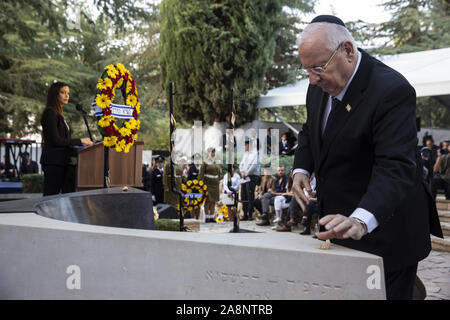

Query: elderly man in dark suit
<box><xmin>292</xmin><ymin>15</ymin><xmax>442</xmax><ymax>300</ymax></box>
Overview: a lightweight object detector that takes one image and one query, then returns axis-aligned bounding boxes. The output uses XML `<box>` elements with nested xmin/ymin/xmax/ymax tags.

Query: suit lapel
<box><xmin>314</xmin><ymin>92</ymin><xmax>329</xmax><ymax>151</ymax></box>
<box><xmin>318</xmin><ymin>49</ymin><xmax>374</xmax><ymax>172</ymax></box>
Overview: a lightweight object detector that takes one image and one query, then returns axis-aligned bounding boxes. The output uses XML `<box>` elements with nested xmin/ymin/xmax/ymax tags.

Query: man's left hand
<box><xmin>316</xmin><ymin>214</ymin><xmax>367</xmax><ymax>241</ymax></box>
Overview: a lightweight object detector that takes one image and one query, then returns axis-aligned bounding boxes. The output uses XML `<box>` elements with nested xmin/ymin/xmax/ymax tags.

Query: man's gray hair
<box><xmin>296</xmin><ymin>22</ymin><xmax>357</xmax><ymax>51</ymax></box>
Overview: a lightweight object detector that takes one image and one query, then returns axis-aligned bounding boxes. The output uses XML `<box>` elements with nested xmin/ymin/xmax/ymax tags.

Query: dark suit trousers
<box><xmin>385</xmin><ymin>263</ymin><xmax>418</xmax><ymax>300</ymax></box>
<box><xmin>240</xmin><ymin>175</ymin><xmax>258</xmax><ymax>218</ymax></box>
<box><xmin>43</xmin><ymin>165</ymin><xmax>77</xmax><ymax>196</ymax></box>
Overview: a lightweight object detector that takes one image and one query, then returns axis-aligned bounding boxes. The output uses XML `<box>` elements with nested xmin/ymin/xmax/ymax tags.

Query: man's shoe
<box><xmin>256</xmin><ymin>219</ymin><xmax>270</xmax><ymax>226</ymax></box>
<box><xmin>300</xmin><ymin>228</ymin><xmax>311</xmax><ymax>235</ymax></box>
<box><xmin>273</xmin><ymin>216</ymin><xmax>281</xmax><ymax>223</ymax></box>
<box><xmin>241</xmin><ymin>216</ymin><xmax>249</xmax><ymax>221</ymax></box>
<box><xmin>300</xmin><ymin>217</ymin><xmax>309</xmax><ymax>226</ymax></box>
<box><xmin>275</xmin><ymin>224</ymin><xmax>291</xmax><ymax>232</ymax></box>
<box><xmin>287</xmin><ymin>218</ymin><xmax>297</xmax><ymax>227</ymax></box>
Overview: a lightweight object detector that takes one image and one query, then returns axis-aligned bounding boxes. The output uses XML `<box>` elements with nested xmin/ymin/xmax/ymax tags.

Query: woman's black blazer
<box><xmin>40</xmin><ymin>108</ymin><xmax>81</xmax><ymax>166</ymax></box>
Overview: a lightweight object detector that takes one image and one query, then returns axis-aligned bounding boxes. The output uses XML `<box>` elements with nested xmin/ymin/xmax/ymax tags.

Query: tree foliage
<box><xmin>160</xmin><ymin>0</ymin><xmax>289</xmax><ymax>125</ymax></box>
<box><xmin>0</xmin><ymin>0</ymin><xmax>166</xmax><ymax>148</ymax></box>
<box><xmin>264</xmin><ymin>0</ymin><xmax>315</xmax><ymax>90</ymax></box>
<box><xmin>370</xmin><ymin>0</ymin><xmax>450</xmax><ymax>129</ymax></box>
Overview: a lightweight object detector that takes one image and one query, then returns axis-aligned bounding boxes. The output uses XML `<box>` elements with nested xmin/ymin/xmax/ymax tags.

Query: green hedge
<box><xmin>22</xmin><ymin>174</ymin><xmax>44</xmax><ymax>193</ymax></box>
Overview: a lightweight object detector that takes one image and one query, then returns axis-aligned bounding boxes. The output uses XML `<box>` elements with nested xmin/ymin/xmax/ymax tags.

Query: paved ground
<box><xmin>199</xmin><ymin>219</ymin><xmax>450</xmax><ymax>300</ymax></box>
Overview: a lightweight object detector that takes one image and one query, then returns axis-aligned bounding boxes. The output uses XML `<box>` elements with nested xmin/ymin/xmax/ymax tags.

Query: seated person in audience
<box><xmin>431</xmin><ymin>144</ymin><xmax>450</xmax><ymax>200</ymax></box>
<box><xmin>256</xmin><ymin>165</ymin><xmax>288</xmax><ymax>226</ymax></box>
<box><xmin>299</xmin><ymin>176</ymin><xmax>318</xmax><ymax>235</ymax></box>
<box><xmin>1</xmin><ymin>155</ymin><xmax>15</xmax><ymax>178</ymax></box>
<box><xmin>253</xmin><ymin>164</ymin><xmax>275</xmax><ymax>217</ymax></box>
<box><xmin>20</xmin><ymin>152</ymin><xmax>39</xmax><ymax>175</ymax></box>
<box><xmin>272</xmin><ymin>169</ymin><xmax>300</xmax><ymax>231</ymax></box>
<box><xmin>279</xmin><ymin>133</ymin><xmax>294</xmax><ymax>155</ymax></box>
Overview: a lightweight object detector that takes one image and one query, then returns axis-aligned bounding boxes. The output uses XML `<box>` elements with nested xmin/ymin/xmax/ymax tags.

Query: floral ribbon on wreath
<box><xmin>94</xmin><ymin>63</ymin><xmax>140</xmax><ymax>153</ymax></box>
<box><xmin>181</xmin><ymin>179</ymin><xmax>208</xmax><ymax>211</ymax></box>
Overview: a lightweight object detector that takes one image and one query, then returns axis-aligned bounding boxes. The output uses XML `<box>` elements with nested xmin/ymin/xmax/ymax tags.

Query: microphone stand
<box><xmin>76</xmin><ymin>104</ymin><xmax>93</xmax><ymax>142</ymax></box>
<box><xmin>82</xmin><ymin>114</ymin><xmax>93</xmax><ymax>142</ymax></box>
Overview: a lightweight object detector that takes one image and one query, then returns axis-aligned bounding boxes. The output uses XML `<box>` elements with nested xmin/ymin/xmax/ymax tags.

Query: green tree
<box><xmin>377</xmin><ymin>0</ymin><xmax>450</xmax><ymax>54</ymax></box>
<box><xmin>346</xmin><ymin>0</ymin><xmax>450</xmax><ymax>129</ymax></box>
<box><xmin>376</xmin><ymin>0</ymin><xmax>450</xmax><ymax>128</ymax></box>
<box><xmin>0</xmin><ymin>0</ymin><xmax>154</xmax><ymax>139</ymax></box>
<box><xmin>264</xmin><ymin>0</ymin><xmax>315</xmax><ymax>90</ymax></box>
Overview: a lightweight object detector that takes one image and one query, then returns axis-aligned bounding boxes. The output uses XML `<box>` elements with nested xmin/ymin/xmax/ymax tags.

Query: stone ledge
<box><xmin>431</xmin><ymin>235</ymin><xmax>450</xmax><ymax>252</ymax></box>
<box><xmin>441</xmin><ymin>222</ymin><xmax>450</xmax><ymax>237</ymax></box>
<box><xmin>0</xmin><ymin>212</ymin><xmax>385</xmax><ymax>299</ymax></box>
<box><xmin>178</xmin><ymin>218</ymin><xmax>200</xmax><ymax>232</ymax></box>
<box><xmin>436</xmin><ymin>200</ymin><xmax>450</xmax><ymax>211</ymax></box>
<box><xmin>438</xmin><ymin>210</ymin><xmax>450</xmax><ymax>223</ymax></box>
<box><xmin>0</xmin><ymin>193</ymin><xmax>42</xmax><ymax>201</ymax></box>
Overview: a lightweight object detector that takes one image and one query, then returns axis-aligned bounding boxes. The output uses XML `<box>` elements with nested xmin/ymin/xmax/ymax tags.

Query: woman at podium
<box><xmin>40</xmin><ymin>82</ymin><xmax>93</xmax><ymax>196</ymax></box>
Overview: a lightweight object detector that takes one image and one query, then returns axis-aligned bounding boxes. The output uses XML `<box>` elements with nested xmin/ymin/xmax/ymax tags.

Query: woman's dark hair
<box><xmin>46</xmin><ymin>82</ymin><xmax>69</xmax><ymax>116</ymax></box>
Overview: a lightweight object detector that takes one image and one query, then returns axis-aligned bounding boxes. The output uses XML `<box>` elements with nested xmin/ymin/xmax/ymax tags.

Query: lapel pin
<box><xmin>345</xmin><ymin>104</ymin><xmax>351</xmax><ymax>112</ymax></box>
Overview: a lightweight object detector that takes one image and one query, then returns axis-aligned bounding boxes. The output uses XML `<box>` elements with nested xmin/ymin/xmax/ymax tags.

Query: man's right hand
<box><xmin>292</xmin><ymin>172</ymin><xmax>313</xmax><ymax>212</ymax></box>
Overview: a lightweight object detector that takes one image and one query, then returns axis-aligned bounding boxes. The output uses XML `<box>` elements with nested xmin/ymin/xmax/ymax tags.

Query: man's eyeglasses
<box><xmin>299</xmin><ymin>42</ymin><xmax>342</xmax><ymax>76</ymax></box>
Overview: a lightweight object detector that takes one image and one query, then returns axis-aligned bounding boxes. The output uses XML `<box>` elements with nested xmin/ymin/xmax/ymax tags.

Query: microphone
<box><xmin>76</xmin><ymin>103</ymin><xmax>93</xmax><ymax>142</ymax></box>
<box><xmin>76</xmin><ymin>103</ymin><xmax>88</xmax><ymax>115</ymax></box>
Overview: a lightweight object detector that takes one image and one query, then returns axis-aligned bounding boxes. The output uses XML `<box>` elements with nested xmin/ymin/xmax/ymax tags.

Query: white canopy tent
<box><xmin>257</xmin><ymin>47</ymin><xmax>450</xmax><ymax>109</ymax></box>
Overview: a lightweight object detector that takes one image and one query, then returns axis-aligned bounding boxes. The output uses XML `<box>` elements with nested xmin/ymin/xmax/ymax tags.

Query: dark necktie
<box><xmin>323</xmin><ymin>97</ymin><xmax>340</xmax><ymax>136</ymax></box>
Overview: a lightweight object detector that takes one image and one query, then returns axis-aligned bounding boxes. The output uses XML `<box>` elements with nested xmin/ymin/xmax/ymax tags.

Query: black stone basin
<box><xmin>0</xmin><ymin>187</ymin><xmax>154</xmax><ymax>230</ymax></box>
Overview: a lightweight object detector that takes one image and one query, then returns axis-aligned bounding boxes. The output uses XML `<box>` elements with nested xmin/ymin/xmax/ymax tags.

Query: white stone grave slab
<box><xmin>0</xmin><ymin>212</ymin><xmax>385</xmax><ymax>299</ymax></box>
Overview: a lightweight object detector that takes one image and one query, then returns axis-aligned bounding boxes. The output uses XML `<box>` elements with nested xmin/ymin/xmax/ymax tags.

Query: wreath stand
<box><xmin>169</xmin><ymin>82</ymin><xmax>186</xmax><ymax>232</ymax></box>
<box><xmin>227</xmin><ymin>88</ymin><xmax>258</xmax><ymax>233</ymax></box>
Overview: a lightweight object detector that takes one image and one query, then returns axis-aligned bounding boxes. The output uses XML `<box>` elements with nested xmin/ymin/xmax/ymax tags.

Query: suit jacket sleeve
<box><xmin>358</xmin><ymin>83</ymin><xmax>418</xmax><ymax>226</ymax></box>
<box><xmin>42</xmin><ymin>108</ymin><xmax>81</xmax><ymax>147</ymax></box>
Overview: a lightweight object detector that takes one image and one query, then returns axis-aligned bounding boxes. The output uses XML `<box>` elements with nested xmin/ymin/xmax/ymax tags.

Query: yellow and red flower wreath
<box><xmin>95</xmin><ymin>63</ymin><xmax>140</xmax><ymax>153</ymax></box>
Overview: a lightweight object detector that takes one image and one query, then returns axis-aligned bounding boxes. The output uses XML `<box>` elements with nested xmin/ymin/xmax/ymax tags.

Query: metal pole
<box><xmin>229</xmin><ymin>88</ymin><xmax>239</xmax><ymax>233</ymax></box>
<box><xmin>169</xmin><ymin>82</ymin><xmax>184</xmax><ymax>232</ymax></box>
<box><xmin>104</xmin><ymin>146</ymin><xmax>109</xmax><ymax>188</ymax></box>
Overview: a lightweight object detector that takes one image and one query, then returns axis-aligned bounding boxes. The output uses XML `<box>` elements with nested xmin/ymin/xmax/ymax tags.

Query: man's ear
<box><xmin>342</xmin><ymin>40</ymin><xmax>356</xmax><ymax>59</ymax></box>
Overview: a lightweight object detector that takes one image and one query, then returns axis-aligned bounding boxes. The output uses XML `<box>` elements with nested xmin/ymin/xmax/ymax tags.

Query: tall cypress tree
<box><xmin>264</xmin><ymin>0</ymin><xmax>315</xmax><ymax>90</ymax></box>
<box><xmin>160</xmin><ymin>0</ymin><xmax>283</xmax><ymax>125</ymax></box>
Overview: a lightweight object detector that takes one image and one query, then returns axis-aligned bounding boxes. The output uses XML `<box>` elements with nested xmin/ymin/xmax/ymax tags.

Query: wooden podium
<box><xmin>77</xmin><ymin>141</ymin><xmax>144</xmax><ymax>190</ymax></box>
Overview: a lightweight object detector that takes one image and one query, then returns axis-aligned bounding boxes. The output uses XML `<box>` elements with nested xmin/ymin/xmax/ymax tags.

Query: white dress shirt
<box><xmin>239</xmin><ymin>150</ymin><xmax>260</xmax><ymax>176</ymax></box>
<box><xmin>222</xmin><ymin>172</ymin><xmax>242</xmax><ymax>194</ymax></box>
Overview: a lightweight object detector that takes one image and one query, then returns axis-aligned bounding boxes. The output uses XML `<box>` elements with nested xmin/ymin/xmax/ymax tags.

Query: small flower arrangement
<box><xmin>181</xmin><ymin>179</ymin><xmax>208</xmax><ymax>211</ymax></box>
